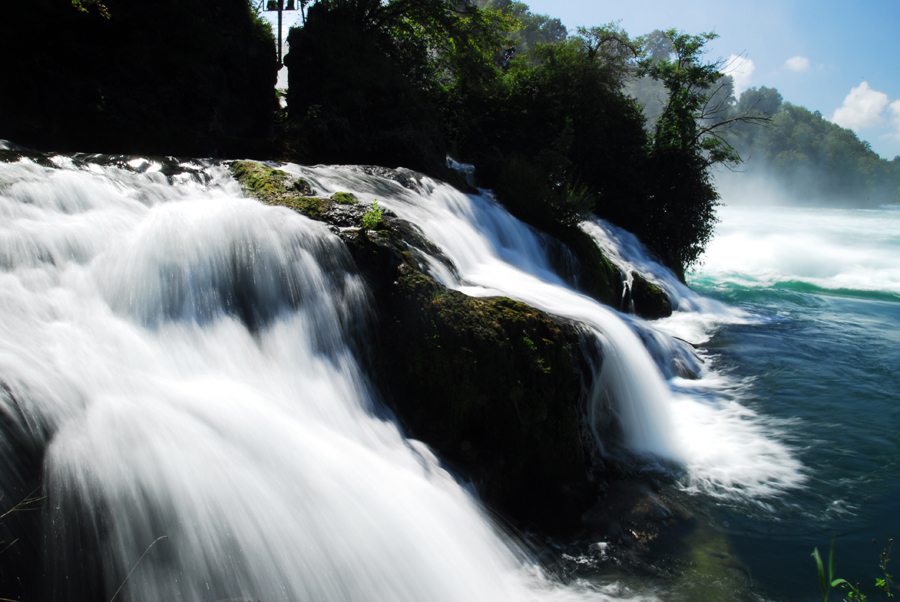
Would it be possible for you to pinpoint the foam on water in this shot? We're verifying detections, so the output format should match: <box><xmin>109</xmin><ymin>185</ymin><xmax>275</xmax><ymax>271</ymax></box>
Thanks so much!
<box><xmin>699</xmin><ymin>205</ymin><xmax>900</xmax><ymax>296</ymax></box>
<box><xmin>293</xmin><ymin>165</ymin><xmax>806</xmax><ymax>498</ymax></box>
<box><xmin>1</xmin><ymin>158</ymin><xmax>635</xmax><ymax>602</ymax></box>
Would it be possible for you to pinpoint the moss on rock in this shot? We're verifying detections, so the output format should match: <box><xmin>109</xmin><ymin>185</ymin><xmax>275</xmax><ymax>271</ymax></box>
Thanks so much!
<box><xmin>230</xmin><ymin>160</ymin><xmax>355</xmax><ymax>225</ymax></box>
<box><xmin>555</xmin><ymin>226</ymin><xmax>618</xmax><ymax>307</ymax></box>
<box><xmin>338</xmin><ymin>226</ymin><xmax>598</xmax><ymax>533</ymax></box>
<box><xmin>629</xmin><ymin>272</ymin><xmax>673</xmax><ymax>320</ymax></box>
<box><xmin>232</xmin><ymin>159</ymin><xmax>601</xmax><ymax>533</ymax></box>
<box><xmin>384</xmin><ymin>268</ymin><xmax>596</xmax><ymax>531</ymax></box>
<box><xmin>330</xmin><ymin>191</ymin><xmax>358</xmax><ymax>205</ymax></box>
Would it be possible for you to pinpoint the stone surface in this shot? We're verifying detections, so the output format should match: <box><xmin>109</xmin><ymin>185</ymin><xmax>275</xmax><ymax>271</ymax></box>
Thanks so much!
<box><xmin>628</xmin><ymin>272</ymin><xmax>673</xmax><ymax>320</ymax></box>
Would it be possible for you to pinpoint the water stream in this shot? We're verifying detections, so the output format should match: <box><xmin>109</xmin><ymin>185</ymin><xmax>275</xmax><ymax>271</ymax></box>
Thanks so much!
<box><xmin>4</xmin><ymin>153</ymin><xmax>884</xmax><ymax>602</ymax></box>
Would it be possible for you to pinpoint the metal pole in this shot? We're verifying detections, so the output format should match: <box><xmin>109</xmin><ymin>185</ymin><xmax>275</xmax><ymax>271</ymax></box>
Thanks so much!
<box><xmin>277</xmin><ymin>1</ymin><xmax>283</xmax><ymax>66</ymax></box>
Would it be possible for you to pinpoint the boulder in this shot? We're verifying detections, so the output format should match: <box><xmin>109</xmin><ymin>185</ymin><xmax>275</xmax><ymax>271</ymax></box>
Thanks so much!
<box><xmin>628</xmin><ymin>272</ymin><xmax>673</xmax><ymax>320</ymax></box>
<box><xmin>231</xmin><ymin>160</ymin><xmax>603</xmax><ymax>533</ymax></box>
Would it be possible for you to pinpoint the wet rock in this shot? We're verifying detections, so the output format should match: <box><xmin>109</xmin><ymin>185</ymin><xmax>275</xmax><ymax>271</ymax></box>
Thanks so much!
<box><xmin>582</xmin><ymin>478</ymin><xmax>692</xmax><ymax>556</ymax></box>
<box><xmin>232</xmin><ymin>159</ymin><xmax>605</xmax><ymax>534</ymax></box>
<box><xmin>365</xmin><ymin>253</ymin><xmax>599</xmax><ymax>533</ymax></box>
<box><xmin>330</xmin><ymin>191</ymin><xmax>358</xmax><ymax>205</ymax></box>
<box><xmin>629</xmin><ymin>272</ymin><xmax>673</xmax><ymax>320</ymax></box>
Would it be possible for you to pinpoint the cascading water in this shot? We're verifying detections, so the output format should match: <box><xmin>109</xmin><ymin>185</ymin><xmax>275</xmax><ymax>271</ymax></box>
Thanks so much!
<box><xmin>294</xmin><ymin>164</ymin><xmax>805</xmax><ymax>498</ymax></box>
<box><xmin>0</xmin><ymin>156</ymin><xmax>633</xmax><ymax>602</ymax></box>
<box><xmin>1</xmin><ymin>151</ymin><xmax>808</xmax><ymax>601</ymax></box>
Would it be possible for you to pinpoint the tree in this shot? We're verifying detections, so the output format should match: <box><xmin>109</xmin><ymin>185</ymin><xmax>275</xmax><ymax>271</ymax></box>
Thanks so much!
<box><xmin>283</xmin><ymin>0</ymin><xmax>515</xmax><ymax>173</ymax></box>
<box><xmin>574</xmin><ymin>22</ymin><xmax>641</xmax><ymax>83</ymax></box>
<box><xmin>473</xmin><ymin>0</ymin><xmax>567</xmax><ymax>55</ymax></box>
<box><xmin>636</xmin><ymin>30</ymin><xmax>736</xmax><ymax>273</ymax></box>
<box><xmin>71</xmin><ymin>0</ymin><xmax>110</xmax><ymax>18</ymax></box>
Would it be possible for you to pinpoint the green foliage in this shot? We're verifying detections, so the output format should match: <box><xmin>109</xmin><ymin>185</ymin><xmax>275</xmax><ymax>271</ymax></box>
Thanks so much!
<box><xmin>362</xmin><ymin>200</ymin><xmax>383</xmax><ymax>230</ymax></box>
<box><xmin>722</xmin><ymin>89</ymin><xmax>900</xmax><ymax>206</ymax></box>
<box><xmin>638</xmin><ymin>30</ymin><xmax>737</xmax><ymax>166</ymax></box>
<box><xmin>473</xmin><ymin>0</ymin><xmax>567</xmax><ymax>56</ymax></box>
<box><xmin>453</xmin><ymin>32</ymin><xmax>647</xmax><ymax>235</ymax></box>
<box><xmin>634</xmin><ymin>29</ymin><xmax>734</xmax><ymax>272</ymax></box>
<box><xmin>4</xmin><ymin>0</ymin><xmax>278</xmax><ymax>157</ymax></box>
<box><xmin>71</xmin><ymin>0</ymin><xmax>110</xmax><ymax>18</ymax></box>
<box><xmin>574</xmin><ymin>22</ymin><xmax>641</xmax><ymax>82</ymax></box>
<box><xmin>813</xmin><ymin>537</ymin><xmax>899</xmax><ymax>601</ymax></box>
<box><xmin>813</xmin><ymin>535</ymin><xmax>851</xmax><ymax>602</ymax></box>
<box><xmin>284</xmin><ymin>2</ymin><xmax>732</xmax><ymax>274</ymax></box>
<box><xmin>284</xmin><ymin>0</ymin><xmax>515</xmax><ymax>172</ymax></box>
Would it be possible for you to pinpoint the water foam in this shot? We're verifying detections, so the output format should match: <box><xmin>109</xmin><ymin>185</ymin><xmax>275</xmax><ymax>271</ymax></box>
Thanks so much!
<box><xmin>1</xmin><ymin>158</ymin><xmax>632</xmax><ymax>602</ymax></box>
<box><xmin>294</xmin><ymin>165</ymin><xmax>806</xmax><ymax>497</ymax></box>
<box><xmin>699</xmin><ymin>205</ymin><xmax>900</xmax><ymax>296</ymax></box>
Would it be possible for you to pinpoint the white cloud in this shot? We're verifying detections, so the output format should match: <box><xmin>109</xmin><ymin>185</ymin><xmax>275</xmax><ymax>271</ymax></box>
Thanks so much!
<box><xmin>723</xmin><ymin>54</ymin><xmax>755</xmax><ymax>97</ymax></box>
<box><xmin>832</xmin><ymin>81</ymin><xmax>889</xmax><ymax>131</ymax></box>
<box><xmin>784</xmin><ymin>56</ymin><xmax>811</xmax><ymax>72</ymax></box>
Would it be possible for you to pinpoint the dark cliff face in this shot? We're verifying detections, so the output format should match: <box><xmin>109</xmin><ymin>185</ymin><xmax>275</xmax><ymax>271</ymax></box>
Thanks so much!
<box><xmin>230</xmin><ymin>160</ymin><xmax>605</xmax><ymax>533</ymax></box>
<box><xmin>0</xmin><ymin>0</ymin><xmax>278</xmax><ymax>157</ymax></box>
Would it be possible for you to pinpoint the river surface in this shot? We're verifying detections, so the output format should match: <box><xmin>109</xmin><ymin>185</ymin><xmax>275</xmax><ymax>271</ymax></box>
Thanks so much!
<box><xmin>688</xmin><ymin>203</ymin><xmax>900</xmax><ymax>601</ymax></box>
<box><xmin>1</xmin><ymin>150</ymin><xmax>898</xmax><ymax>601</ymax></box>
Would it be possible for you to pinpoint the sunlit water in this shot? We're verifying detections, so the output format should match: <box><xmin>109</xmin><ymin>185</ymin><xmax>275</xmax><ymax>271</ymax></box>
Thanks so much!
<box><xmin>2</xmin><ymin>151</ymin><xmax>893</xmax><ymax>602</ymax></box>
<box><xmin>687</xmin><ymin>204</ymin><xmax>900</xmax><ymax>601</ymax></box>
<box><xmin>0</xmin><ymin>156</ymin><xmax>628</xmax><ymax>602</ymax></box>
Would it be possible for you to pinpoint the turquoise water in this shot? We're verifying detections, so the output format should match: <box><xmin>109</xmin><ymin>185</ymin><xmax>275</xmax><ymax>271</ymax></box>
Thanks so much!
<box><xmin>691</xmin><ymin>205</ymin><xmax>900</xmax><ymax>600</ymax></box>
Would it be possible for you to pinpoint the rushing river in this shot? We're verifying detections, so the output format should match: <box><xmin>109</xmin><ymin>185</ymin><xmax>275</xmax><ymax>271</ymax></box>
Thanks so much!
<box><xmin>0</xmin><ymin>149</ymin><xmax>897</xmax><ymax>602</ymax></box>
<box><xmin>690</xmin><ymin>204</ymin><xmax>900</xmax><ymax>601</ymax></box>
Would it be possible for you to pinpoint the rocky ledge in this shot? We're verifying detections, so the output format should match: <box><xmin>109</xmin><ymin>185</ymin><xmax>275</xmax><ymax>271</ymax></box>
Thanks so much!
<box><xmin>229</xmin><ymin>160</ymin><xmax>684</xmax><ymax>535</ymax></box>
<box><xmin>230</xmin><ymin>160</ymin><xmax>608</xmax><ymax>532</ymax></box>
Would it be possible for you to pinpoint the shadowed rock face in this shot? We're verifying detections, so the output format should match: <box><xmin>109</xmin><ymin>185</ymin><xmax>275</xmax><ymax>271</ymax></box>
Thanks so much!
<box><xmin>231</xmin><ymin>160</ymin><xmax>604</xmax><ymax>533</ymax></box>
<box><xmin>628</xmin><ymin>272</ymin><xmax>673</xmax><ymax>320</ymax></box>
<box><xmin>0</xmin><ymin>0</ymin><xmax>278</xmax><ymax>157</ymax></box>
<box><xmin>358</xmin><ymin>249</ymin><xmax>600</xmax><ymax>533</ymax></box>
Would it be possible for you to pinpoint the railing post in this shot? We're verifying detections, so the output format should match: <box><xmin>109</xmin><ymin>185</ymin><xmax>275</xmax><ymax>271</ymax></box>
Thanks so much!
<box><xmin>277</xmin><ymin>0</ymin><xmax>283</xmax><ymax>66</ymax></box>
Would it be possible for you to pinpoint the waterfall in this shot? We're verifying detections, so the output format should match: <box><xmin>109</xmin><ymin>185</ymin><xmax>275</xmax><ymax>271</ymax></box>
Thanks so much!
<box><xmin>0</xmin><ymin>152</ymin><xmax>807</xmax><ymax>601</ymax></box>
<box><xmin>291</xmin><ymin>164</ymin><xmax>806</xmax><ymax>497</ymax></box>
<box><xmin>0</xmin><ymin>157</ymin><xmax>628</xmax><ymax>602</ymax></box>
<box><xmin>292</xmin><ymin>165</ymin><xmax>683</xmax><ymax>462</ymax></box>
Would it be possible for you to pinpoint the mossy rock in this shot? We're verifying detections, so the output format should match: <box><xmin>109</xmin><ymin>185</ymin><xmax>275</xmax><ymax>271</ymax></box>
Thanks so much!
<box><xmin>231</xmin><ymin>160</ymin><xmax>311</xmax><ymax>200</ymax></box>
<box><xmin>338</xmin><ymin>227</ymin><xmax>599</xmax><ymax>533</ymax></box>
<box><xmin>629</xmin><ymin>272</ymin><xmax>673</xmax><ymax>320</ymax></box>
<box><xmin>553</xmin><ymin>226</ymin><xmax>618</xmax><ymax>307</ymax></box>
<box><xmin>233</xmin><ymin>159</ymin><xmax>602</xmax><ymax>533</ymax></box>
<box><xmin>230</xmin><ymin>160</ymin><xmax>368</xmax><ymax>226</ymax></box>
<box><xmin>330</xmin><ymin>191</ymin><xmax>358</xmax><ymax>205</ymax></box>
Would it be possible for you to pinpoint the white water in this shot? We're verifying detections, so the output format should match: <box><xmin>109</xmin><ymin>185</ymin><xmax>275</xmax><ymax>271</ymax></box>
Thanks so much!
<box><xmin>0</xmin><ymin>154</ymin><xmax>810</xmax><ymax>601</ymax></box>
<box><xmin>289</xmin><ymin>165</ymin><xmax>806</xmax><ymax>499</ymax></box>
<box><xmin>700</xmin><ymin>204</ymin><xmax>900</xmax><ymax>295</ymax></box>
<box><xmin>0</xmin><ymin>157</ymin><xmax>636</xmax><ymax>602</ymax></box>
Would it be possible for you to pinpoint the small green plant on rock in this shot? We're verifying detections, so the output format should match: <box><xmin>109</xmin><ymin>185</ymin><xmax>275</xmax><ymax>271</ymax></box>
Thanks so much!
<box><xmin>362</xmin><ymin>200</ymin><xmax>383</xmax><ymax>230</ymax></box>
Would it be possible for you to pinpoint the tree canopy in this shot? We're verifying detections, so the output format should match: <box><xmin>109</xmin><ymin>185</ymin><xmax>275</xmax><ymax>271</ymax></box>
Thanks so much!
<box><xmin>283</xmin><ymin>3</ymin><xmax>751</xmax><ymax>275</ymax></box>
<box><xmin>720</xmin><ymin>88</ymin><xmax>900</xmax><ymax>205</ymax></box>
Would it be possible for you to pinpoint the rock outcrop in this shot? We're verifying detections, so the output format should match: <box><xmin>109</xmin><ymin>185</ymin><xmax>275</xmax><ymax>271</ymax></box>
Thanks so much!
<box><xmin>230</xmin><ymin>160</ymin><xmax>604</xmax><ymax>532</ymax></box>
<box><xmin>628</xmin><ymin>272</ymin><xmax>673</xmax><ymax>320</ymax></box>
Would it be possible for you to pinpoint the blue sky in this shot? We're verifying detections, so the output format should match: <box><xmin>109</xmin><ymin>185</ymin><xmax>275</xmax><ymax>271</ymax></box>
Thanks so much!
<box><xmin>522</xmin><ymin>0</ymin><xmax>900</xmax><ymax>159</ymax></box>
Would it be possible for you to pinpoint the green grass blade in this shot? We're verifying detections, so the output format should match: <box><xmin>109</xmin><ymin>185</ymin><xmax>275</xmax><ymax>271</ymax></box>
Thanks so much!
<box><xmin>813</xmin><ymin>547</ymin><xmax>828</xmax><ymax>601</ymax></box>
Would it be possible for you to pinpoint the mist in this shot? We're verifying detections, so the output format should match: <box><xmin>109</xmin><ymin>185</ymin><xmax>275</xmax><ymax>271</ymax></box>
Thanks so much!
<box><xmin>713</xmin><ymin>163</ymin><xmax>893</xmax><ymax>209</ymax></box>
